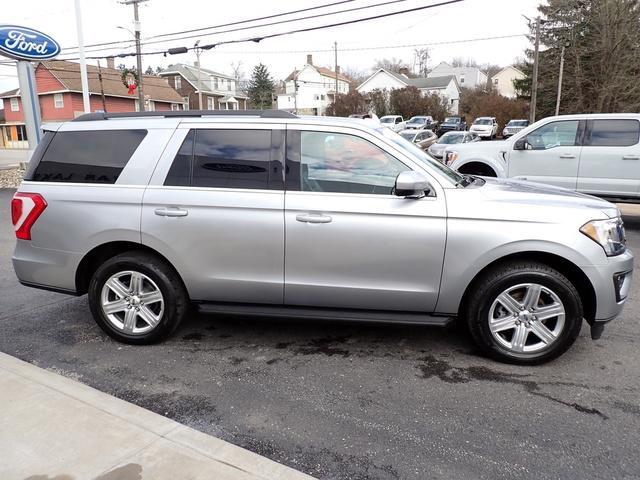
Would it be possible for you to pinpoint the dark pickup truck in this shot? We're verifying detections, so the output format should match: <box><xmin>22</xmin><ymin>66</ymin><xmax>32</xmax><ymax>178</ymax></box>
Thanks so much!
<box><xmin>438</xmin><ymin>115</ymin><xmax>467</xmax><ymax>134</ymax></box>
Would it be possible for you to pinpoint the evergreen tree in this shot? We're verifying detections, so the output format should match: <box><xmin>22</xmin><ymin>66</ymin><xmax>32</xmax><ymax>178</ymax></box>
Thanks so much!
<box><xmin>247</xmin><ymin>63</ymin><xmax>275</xmax><ymax>110</ymax></box>
<box><xmin>517</xmin><ymin>0</ymin><xmax>640</xmax><ymax>119</ymax></box>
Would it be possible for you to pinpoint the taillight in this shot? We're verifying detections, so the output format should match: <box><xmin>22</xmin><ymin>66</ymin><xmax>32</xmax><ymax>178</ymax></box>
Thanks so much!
<box><xmin>11</xmin><ymin>192</ymin><xmax>47</xmax><ymax>240</ymax></box>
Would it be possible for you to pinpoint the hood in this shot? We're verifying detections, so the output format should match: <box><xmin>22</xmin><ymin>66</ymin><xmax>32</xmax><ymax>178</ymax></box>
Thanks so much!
<box><xmin>476</xmin><ymin>177</ymin><xmax>619</xmax><ymax>220</ymax></box>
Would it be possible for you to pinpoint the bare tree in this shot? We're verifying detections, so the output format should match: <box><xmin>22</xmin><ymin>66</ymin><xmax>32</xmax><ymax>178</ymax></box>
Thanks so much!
<box><xmin>413</xmin><ymin>48</ymin><xmax>430</xmax><ymax>77</ymax></box>
<box><xmin>373</xmin><ymin>57</ymin><xmax>411</xmax><ymax>74</ymax></box>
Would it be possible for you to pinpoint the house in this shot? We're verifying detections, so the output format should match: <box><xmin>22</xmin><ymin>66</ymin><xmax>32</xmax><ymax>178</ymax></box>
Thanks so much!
<box><xmin>427</xmin><ymin>62</ymin><xmax>487</xmax><ymax>90</ymax></box>
<box><xmin>277</xmin><ymin>54</ymin><xmax>350</xmax><ymax>115</ymax></box>
<box><xmin>0</xmin><ymin>59</ymin><xmax>184</xmax><ymax>149</ymax></box>
<box><xmin>160</xmin><ymin>63</ymin><xmax>248</xmax><ymax>111</ymax></box>
<box><xmin>356</xmin><ymin>68</ymin><xmax>461</xmax><ymax>114</ymax></box>
<box><xmin>490</xmin><ymin>66</ymin><xmax>525</xmax><ymax>99</ymax></box>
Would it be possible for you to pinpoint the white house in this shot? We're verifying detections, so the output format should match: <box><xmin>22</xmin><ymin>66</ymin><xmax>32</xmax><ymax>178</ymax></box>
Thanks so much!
<box><xmin>277</xmin><ymin>55</ymin><xmax>350</xmax><ymax>115</ymax></box>
<box><xmin>356</xmin><ymin>68</ymin><xmax>461</xmax><ymax>114</ymax></box>
<box><xmin>490</xmin><ymin>66</ymin><xmax>525</xmax><ymax>99</ymax></box>
<box><xmin>428</xmin><ymin>62</ymin><xmax>487</xmax><ymax>90</ymax></box>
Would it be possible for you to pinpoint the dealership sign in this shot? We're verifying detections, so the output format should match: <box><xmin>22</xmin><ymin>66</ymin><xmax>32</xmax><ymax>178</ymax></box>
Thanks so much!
<box><xmin>0</xmin><ymin>25</ymin><xmax>60</xmax><ymax>61</ymax></box>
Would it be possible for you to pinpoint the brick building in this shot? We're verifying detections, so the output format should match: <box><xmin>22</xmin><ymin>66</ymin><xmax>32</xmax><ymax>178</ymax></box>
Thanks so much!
<box><xmin>0</xmin><ymin>60</ymin><xmax>184</xmax><ymax>149</ymax></box>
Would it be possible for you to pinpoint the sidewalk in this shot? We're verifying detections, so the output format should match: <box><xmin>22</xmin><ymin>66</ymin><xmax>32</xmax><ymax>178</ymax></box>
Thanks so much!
<box><xmin>0</xmin><ymin>149</ymin><xmax>30</xmax><ymax>170</ymax></box>
<box><xmin>0</xmin><ymin>352</ymin><xmax>315</xmax><ymax>480</ymax></box>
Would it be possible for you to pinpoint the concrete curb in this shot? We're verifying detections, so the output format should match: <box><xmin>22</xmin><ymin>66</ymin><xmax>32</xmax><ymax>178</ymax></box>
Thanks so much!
<box><xmin>0</xmin><ymin>352</ymin><xmax>315</xmax><ymax>480</ymax></box>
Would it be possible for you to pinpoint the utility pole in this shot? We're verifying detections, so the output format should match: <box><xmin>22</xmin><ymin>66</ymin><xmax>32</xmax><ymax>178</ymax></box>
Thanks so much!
<box><xmin>530</xmin><ymin>16</ymin><xmax>541</xmax><ymax>123</ymax></box>
<box><xmin>74</xmin><ymin>0</ymin><xmax>91</xmax><ymax>113</ymax></box>
<box><xmin>555</xmin><ymin>43</ymin><xmax>567</xmax><ymax>116</ymax></box>
<box><xmin>97</xmin><ymin>61</ymin><xmax>107</xmax><ymax>112</ymax></box>
<box><xmin>334</xmin><ymin>41</ymin><xmax>338</xmax><ymax>101</ymax></box>
<box><xmin>194</xmin><ymin>41</ymin><xmax>203</xmax><ymax>109</ymax></box>
<box><xmin>122</xmin><ymin>0</ymin><xmax>147</xmax><ymax>111</ymax></box>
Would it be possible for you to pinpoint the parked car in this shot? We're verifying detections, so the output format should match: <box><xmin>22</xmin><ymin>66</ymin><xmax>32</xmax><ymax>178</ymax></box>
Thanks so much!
<box><xmin>379</xmin><ymin>115</ymin><xmax>406</xmax><ymax>132</ymax></box>
<box><xmin>406</xmin><ymin>116</ymin><xmax>438</xmax><ymax>131</ymax></box>
<box><xmin>399</xmin><ymin>129</ymin><xmax>438</xmax><ymax>150</ymax></box>
<box><xmin>12</xmin><ymin>110</ymin><xmax>633</xmax><ymax>364</ymax></box>
<box><xmin>444</xmin><ymin>113</ymin><xmax>640</xmax><ymax>201</ymax></box>
<box><xmin>469</xmin><ymin>117</ymin><xmax>498</xmax><ymax>139</ymax></box>
<box><xmin>428</xmin><ymin>131</ymin><xmax>480</xmax><ymax>160</ymax></box>
<box><xmin>438</xmin><ymin>115</ymin><xmax>466</xmax><ymax>134</ymax></box>
<box><xmin>502</xmin><ymin>119</ymin><xmax>529</xmax><ymax>138</ymax></box>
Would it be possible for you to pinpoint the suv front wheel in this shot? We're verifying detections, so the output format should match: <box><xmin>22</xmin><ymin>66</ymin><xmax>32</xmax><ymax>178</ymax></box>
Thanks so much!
<box><xmin>88</xmin><ymin>252</ymin><xmax>188</xmax><ymax>344</ymax></box>
<box><xmin>465</xmin><ymin>261</ymin><xmax>583</xmax><ymax>364</ymax></box>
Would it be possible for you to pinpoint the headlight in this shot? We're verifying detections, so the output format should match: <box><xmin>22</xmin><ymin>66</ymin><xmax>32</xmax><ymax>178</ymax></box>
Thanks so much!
<box><xmin>445</xmin><ymin>151</ymin><xmax>459</xmax><ymax>165</ymax></box>
<box><xmin>580</xmin><ymin>217</ymin><xmax>626</xmax><ymax>256</ymax></box>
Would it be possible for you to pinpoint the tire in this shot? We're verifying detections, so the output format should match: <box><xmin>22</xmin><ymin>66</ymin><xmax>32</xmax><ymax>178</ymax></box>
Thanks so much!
<box><xmin>88</xmin><ymin>251</ymin><xmax>188</xmax><ymax>344</ymax></box>
<box><xmin>464</xmin><ymin>261</ymin><xmax>583</xmax><ymax>365</ymax></box>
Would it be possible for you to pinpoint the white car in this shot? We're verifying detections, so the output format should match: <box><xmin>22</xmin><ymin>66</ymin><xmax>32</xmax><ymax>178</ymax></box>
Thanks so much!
<box><xmin>469</xmin><ymin>117</ymin><xmax>498</xmax><ymax>139</ymax></box>
<box><xmin>380</xmin><ymin>115</ymin><xmax>406</xmax><ymax>132</ymax></box>
<box><xmin>444</xmin><ymin>113</ymin><xmax>640</xmax><ymax>201</ymax></box>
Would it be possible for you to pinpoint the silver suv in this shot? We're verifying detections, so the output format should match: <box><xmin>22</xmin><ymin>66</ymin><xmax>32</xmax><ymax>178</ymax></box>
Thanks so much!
<box><xmin>11</xmin><ymin>110</ymin><xmax>634</xmax><ymax>364</ymax></box>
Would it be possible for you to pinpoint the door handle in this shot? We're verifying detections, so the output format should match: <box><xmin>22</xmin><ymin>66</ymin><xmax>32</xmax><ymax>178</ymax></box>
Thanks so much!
<box><xmin>623</xmin><ymin>155</ymin><xmax>640</xmax><ymax>160</ymax></box>
<box><xmin>154</xmin><ymin>207</ymin><xmax>188</xmax><ymax>217</ymax></box>
<box><xmin>559</xmin><ymin>154</ymin><xmax>575</xmax><ymax>159</ymax></box>
<box><xmin>296</xmin><ymin>213</ymin><xmax>332</xmax><ymax>224</ymax></box>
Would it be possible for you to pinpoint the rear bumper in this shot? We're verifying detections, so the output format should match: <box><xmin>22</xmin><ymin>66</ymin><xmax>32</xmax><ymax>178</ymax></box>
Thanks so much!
<box><xmin>12</xmin><ymin>241</ymin><xmax>81</xmax><ymax>294</ymax></box>
<box><xmin>582</xmin><ymin>249</ymin><xmax>634</xmax><ymax>323</ymax></box>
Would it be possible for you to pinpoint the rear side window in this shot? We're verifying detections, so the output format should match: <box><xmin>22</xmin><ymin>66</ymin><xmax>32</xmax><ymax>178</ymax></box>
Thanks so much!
<box><xmin>27</xmin><ymin>130</ymin><xmax>147</xmax><ymax>183</ymax></box>
<box><xmin>165</xmin><ymin>129</ymin><xmax>277</xmax><ymax>190</ymax></box>
<box><xmin>586</xmin><ymin>119</ymin><xmax>640</xmax><ymax>147</ymax></box>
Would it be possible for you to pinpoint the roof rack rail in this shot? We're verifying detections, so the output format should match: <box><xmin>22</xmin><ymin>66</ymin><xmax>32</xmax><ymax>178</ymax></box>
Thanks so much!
<box><xmin>72</xmin><ymin>109</ymin><xmax>298</xmax><ymax>122</ymax></box>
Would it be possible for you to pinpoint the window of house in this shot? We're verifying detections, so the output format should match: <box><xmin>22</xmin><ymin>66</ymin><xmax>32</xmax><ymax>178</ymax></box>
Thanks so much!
<box><xmin>493</xmin><ymin>78</ymin><xmax>499</xmax><ymax>85</ymax></box>
<box><xmin>175</xmin><ymin>76</ymin><xmax>181</xmax><ymax>89</ymax></box>
<box><xmin>321</xmin><ymin>94</ymin><xmax>325</xmax><ymax>100</ymax></box>
<box><xmin>214</xmin><ymin>77</ymin><xmax>219</xmax><ymax>89</ymax></box>
<box><xmin>28</xmin><ymin>130</ymin><xmax>147</xmax><ymax>183</ymax></box>
<box><xmin>16</xmin><ymin>125</ymin><xmax>27</xmax><ymax>141</ymax></box>
<box><xmin>460</xmin><ymin>76</ymin><xmax>465</xmax><ymax>84</ymax></box>
<box><xmin>165</xmin><ymin>129</ymin><xmax>272</xmax><ymax>189</ymax></box>
<box><xmin>227</xmin><ymin>81</ymin><xmax>232</xmax><ymax>91</ymax></box>
<box><xmin>207</xmin><ymin>97</ymin><xmax>214</xmax><ymax>110</ymax></box>
<box><xmin>289</xmin><ymin>131</ymin><xmax>409</xmax><ymax>195</ymax></box>
<box><xmin>586</xmin><ymin>119</ymin><xmax>640</xmax><ymax>147</ymax></box>
<box><xmin>10</xmin><ymin>97</ymin><xmax>19</xmax><ymax>112</ymax></box>
<box><xmin>53</xmin><ymin>93</ymin><xmax>64</xmax><ymax>109</ymax></box>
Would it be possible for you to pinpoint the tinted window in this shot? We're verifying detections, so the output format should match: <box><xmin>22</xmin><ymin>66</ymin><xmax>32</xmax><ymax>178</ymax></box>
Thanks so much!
<box><xmin>587</xmin><ymin>120</ymin><xmax>640</xmax><ymax>147</ymax></box>
<box><xmin>297</xmin><ymin>131</ymin><xmax>408</xmax><ymax>195</ymax></box>
<box><xmin>164</xmin><ymin>130</ymin><xmax>194</xmax><ymax>186</ymax></box>
<box><xmin>30</xmin><ymin>130</ymin><xmax>146</xmax><ymax>183</ymax></box>
<box><xmin>526</xmin><ymin>120</ymin><xmax>579</xmax><ymax>150</ymax></box>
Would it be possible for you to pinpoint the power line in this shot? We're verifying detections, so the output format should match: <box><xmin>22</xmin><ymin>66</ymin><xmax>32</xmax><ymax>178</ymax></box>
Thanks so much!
<box><xmin>60</xmin><ymin>0</ymin><xmax>466</xmax><ymax>62</ymax></box>
<box><xmin>60</xmin><ymin>0</ymin><xmax>358</xmax><ymax>54</ymax></box>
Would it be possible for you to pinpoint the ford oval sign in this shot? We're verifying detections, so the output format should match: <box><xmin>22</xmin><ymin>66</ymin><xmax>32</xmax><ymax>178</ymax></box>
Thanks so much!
<box><xmin>0</xmin><ymin>26</ymin><xmax>60</xmax><ymax>61</ymax></box>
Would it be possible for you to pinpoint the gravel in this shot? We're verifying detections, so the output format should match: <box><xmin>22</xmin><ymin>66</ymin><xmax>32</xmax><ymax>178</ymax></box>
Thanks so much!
<box><xmin>0</xmin><ymin>168</ymin><xmax>24</xmax><ymax>188</ymax></box>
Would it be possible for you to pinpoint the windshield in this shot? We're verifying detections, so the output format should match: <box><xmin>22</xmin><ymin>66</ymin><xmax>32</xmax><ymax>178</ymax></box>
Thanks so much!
<box><xmin>438</xmin><ymin>133</ymin><xmax>464</xmax><ymax>144</ymax></box>
<box><xmin>408</xmin><ymin>117</ymin><xmax>426</xmax><ymax>123</ymax></box>
<box><xmin>474</xmin><ymin>119</ymin><xmax>492</xmax><ymax>125</ymax></box>
<box><xmin>380</xmin><ymin>128</ymin><xmax>463</xmax><ymax>185</ymax></box>
<box><xmin>507</xmin><ymin>120</ymin><xmax>528</xmax><ymax>127</ymax></box>
<box><xmin>444</xmin><ymin>117</ymin><xmax>460</xmax><ymax>124</ymax></box>
<box><xmin>380</xmin><ymin>117</ymin><xmax>394</xmax><ymax>123</ymax></box>
<box><xmin>400</xmin><ymin>132</ymin><xmax>416</xmax><ymax>141</ymax></box>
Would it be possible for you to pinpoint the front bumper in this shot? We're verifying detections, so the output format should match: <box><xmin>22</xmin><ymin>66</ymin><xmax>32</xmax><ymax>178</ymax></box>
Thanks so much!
<box><xmin>582</xmin><ymin>249</ymin><xmax>634</xmax><ymax>324</ymax></box>
<box><xmin>470</xmin><ymin>130</ymin><xmax>492</xmax><ymax>138</ymax></box>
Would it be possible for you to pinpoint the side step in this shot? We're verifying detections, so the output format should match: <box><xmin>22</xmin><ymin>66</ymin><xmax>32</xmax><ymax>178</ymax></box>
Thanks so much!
<box><xmin>195</xmin><ymin>302</ymin><xmax>453</xmax><ymax>327</ymax></box>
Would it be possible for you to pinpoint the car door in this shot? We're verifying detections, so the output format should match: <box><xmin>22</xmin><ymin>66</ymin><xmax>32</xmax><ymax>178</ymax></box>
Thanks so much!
<box><xmin>142</xmin><ymin>124</ymin><xmax>285</xmax><ymax>304</ymax></box>
<box><xmin>577</xmin><ymin>118</ymin><xmax>640</xmax><ymax>198</ymax></box>
<box><xmin>283</xmin><ymin>124</ymin><xmax>447</xmax><ymax>312</ymax></box>
<box><xmin>507</xmin><ymin>119</ymin><xmax>583</xmax><ymax>190</ymax></box>
<box><xmin>416</xmin><ymin>131</ymin><xmax>429</xmax><ymax>150</ymax></box>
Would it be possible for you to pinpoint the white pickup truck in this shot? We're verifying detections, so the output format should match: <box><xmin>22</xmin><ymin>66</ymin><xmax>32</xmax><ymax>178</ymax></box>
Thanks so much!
<box><xmin>379</xmin><ymin>115</ymin><xmax>406</xmax><ymax>132</ymax></box>
<box><xmin>445</xmin><ymin>113</ymin><xmax>640</xmax><ymax>201</ymax></box>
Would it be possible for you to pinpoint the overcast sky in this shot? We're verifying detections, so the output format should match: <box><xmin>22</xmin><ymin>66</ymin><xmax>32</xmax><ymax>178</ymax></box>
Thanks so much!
<box><xmin>0</xmin><ymin>0</ymin><xmax>541</xmax><ymax>93</ymax></box>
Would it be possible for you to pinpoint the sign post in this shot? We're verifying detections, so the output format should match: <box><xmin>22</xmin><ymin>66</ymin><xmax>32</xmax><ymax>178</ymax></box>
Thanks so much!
<box><xmin>0</xmin><ymin>25</ymin><xmax>60</xmax><ymax>153</ymax></box>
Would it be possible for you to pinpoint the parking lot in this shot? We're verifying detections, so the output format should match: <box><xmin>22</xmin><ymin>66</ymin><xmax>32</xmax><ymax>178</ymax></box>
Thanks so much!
<box><xmin>1</xmin><ymin>188</ymin><xmax>639</xmax><ymax>480</ymax></box>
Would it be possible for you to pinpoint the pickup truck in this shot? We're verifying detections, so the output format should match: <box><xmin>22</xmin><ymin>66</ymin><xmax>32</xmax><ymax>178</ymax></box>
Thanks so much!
<box><xmin>379</xmin><ymin>115</ymin><xmax>406</xmax><ymax>132</ymax></box>
<box><xmin>438</xmin><ymin>115</ymin><xmax>467</xmax><ymax>135</ymax></box>
<box><xmin>444</xmin><ymin>113</ymin><xmax>640</xmax><ymax>201</ymax></box>
<box><xmin>406</xmin><ymin>116</ymin><xmax>439</xmax><ymax>131</ymax></box>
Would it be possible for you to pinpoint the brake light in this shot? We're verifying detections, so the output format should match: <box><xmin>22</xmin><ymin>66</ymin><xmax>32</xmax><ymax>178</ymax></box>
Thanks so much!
<box><xmin>11</xmin><ymin>192</ymin><xmax>47</xmax><ymax>240</ymax></box>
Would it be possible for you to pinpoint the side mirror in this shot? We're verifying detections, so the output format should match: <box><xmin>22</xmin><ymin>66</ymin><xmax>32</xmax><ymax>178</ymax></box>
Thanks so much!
<box><xmin>513</xmin><ymin>137</ymin><xmax>529</xmax><ymax>150</ymax></box>
<box><xmin>395</xmin><ymin>171</ymin><xmax>432</xmax><ymax>198</ymax></box>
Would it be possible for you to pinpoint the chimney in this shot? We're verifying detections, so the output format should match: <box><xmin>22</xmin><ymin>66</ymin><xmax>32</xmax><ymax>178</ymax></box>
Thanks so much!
<box><xmin>399</xmin><ymin>67</ymin><xmax>410</xmax><ymax>77</ymax></box>
<box><xmin>306</xmin><ymin>54</ymin><xmax>313</xmax><ymax>65</ymax></box>
<box><xmin>106</xmin><ymin>56</ymin><xmax>115</xmax><ymax>70</ymax></box>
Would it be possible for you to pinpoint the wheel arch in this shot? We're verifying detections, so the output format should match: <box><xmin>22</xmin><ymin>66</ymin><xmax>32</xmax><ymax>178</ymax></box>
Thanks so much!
<box><xmin>75</xmin><ymin>241</ymin><xmax>188</xmax><ymax>297</ymax></box>
<box><xmin>452</xmin><ymin>156</ymin><xmax>506</xmax><ymax>178</ymax></box>
<box><xmin>457</xmin><ymin>251</ymin><xmax>597</xmax><ymax>324</ymax></box>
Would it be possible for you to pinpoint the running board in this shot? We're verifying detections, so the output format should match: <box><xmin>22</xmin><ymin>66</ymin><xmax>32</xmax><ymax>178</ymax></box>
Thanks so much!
<box><xmin>195</xmin><ymin>302</ymin><xmax>453</xmax><ymax>326</ymax></box>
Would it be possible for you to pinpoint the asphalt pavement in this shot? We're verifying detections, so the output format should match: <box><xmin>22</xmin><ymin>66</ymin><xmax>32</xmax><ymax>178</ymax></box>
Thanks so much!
<box><xmin>1</xmin><ymin>188</ymin><xmax>639</xmax><ymax>480</ymax></box>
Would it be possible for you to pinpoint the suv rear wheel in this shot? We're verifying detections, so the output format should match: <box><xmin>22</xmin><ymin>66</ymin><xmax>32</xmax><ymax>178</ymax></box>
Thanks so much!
<box><xmin>465</xmin><ymin>261</ymin><xmax>583</xmax><ymax>364</ymax></box>
<box><xmin>88</xmin><ymin>252</ymin><xmax>188</xmax><ymax>344</ymax></box>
